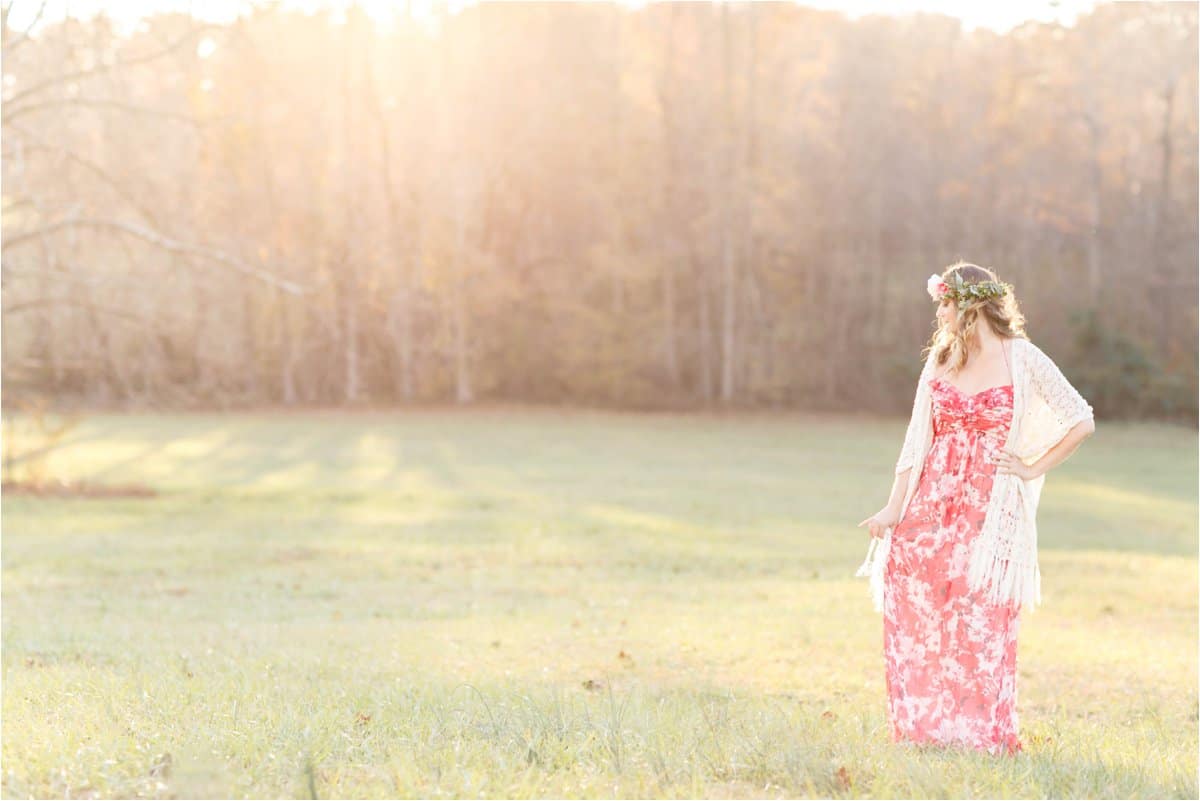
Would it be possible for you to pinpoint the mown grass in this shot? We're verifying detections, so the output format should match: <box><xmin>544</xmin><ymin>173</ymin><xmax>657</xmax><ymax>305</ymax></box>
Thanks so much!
<box><xmin>2</xmin><ymin>409</ymin><xmax>1196</xmax><ymax>798</ymax></box>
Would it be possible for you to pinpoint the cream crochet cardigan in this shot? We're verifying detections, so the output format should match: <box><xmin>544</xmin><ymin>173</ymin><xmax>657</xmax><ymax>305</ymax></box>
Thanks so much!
<box><xmin>855</xmin><ymin>336</ymin><xmax>1095</xmax><ymax>614</ymax></box>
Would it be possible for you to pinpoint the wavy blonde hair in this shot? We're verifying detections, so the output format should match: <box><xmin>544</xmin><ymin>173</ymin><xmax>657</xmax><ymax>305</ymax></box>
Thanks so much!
<box><xmin>923</xmin><ymin>260</ymin><xmax>1028</xmax><ymax>374</ymax></box>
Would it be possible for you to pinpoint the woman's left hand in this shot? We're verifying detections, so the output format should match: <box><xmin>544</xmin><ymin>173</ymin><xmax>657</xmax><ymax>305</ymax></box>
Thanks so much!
<box><xmin>995</xmin><ymin>449</ymin><xmax>1037</xmax><ymax>480</ymax></box>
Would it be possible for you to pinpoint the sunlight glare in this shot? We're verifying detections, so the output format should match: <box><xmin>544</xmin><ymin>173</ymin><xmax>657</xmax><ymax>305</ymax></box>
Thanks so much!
<box><xmin>4</xmin><ymin>0</ymin><xmax>1097</xmax><ymax>38</ymax></box>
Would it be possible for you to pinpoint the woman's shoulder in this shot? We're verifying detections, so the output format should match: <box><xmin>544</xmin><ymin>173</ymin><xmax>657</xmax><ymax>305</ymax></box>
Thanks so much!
<box><xmin>1013</xmin><ymin>336</ymin><xmax>1051</xmax><ymax>365</ymax></box>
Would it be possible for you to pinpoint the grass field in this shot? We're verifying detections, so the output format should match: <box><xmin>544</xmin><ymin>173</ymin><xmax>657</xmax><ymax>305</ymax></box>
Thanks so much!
<box><xmin>2</xmin><ymin>408</ymin><xmax>1196</xmax><ymax>798</ymax></box>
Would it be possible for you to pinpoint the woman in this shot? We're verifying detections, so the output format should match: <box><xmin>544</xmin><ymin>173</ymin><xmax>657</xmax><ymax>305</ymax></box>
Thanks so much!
<box><xmin>855</xmin><ymin>261</ymin><xmax>1096</xmax><ymax>756</ymax></box>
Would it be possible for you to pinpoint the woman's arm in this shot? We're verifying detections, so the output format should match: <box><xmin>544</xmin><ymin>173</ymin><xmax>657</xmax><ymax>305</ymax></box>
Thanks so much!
<box><xmin>885</xmin><ymin>467</ymin><xmax>912</xmax><ymax>515</ymax></box>
<box><xmin>895</xmin><ymin>352</ymin><xmax>936</xmax><ymax>474</ymax></box>
<box><xmin>862</xmin><ymin>352</ymin><xmax>932</xmax><ymax>538</ymax></box>
<box><xmin>1026</xmin><ymin>417</ymin><xmax>1095</xmax><ymax>478</ymax></box>
<box><xmin>997</xmin><ymin>341</ymin><xmax>1096</xmax><ymax>480</ymax></box>
<box><xmin>861</xmin><ymin>465</ymin><xmax>913</xmax><ymax>539</ymax></box>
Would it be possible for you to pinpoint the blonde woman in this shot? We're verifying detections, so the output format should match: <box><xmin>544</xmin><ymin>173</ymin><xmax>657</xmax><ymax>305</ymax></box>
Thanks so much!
<box><xmin>856</xmin><ymin>261</ymin><xmax>1096</xmax><ymax>756</ymax></box>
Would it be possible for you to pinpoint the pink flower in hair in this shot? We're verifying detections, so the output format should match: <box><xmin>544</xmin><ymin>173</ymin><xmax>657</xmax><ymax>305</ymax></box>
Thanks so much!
<box><xmin>927</xmin><ymin>273</ymin><xmax>949</xmax><ymax>301</ymax></box>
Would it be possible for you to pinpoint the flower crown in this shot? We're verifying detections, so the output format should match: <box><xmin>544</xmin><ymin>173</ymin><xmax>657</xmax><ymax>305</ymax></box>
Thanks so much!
<box><xmin>927</xmin><ymin>272</ymin><xmax>1010</xmax><ymax>310</ymax></box>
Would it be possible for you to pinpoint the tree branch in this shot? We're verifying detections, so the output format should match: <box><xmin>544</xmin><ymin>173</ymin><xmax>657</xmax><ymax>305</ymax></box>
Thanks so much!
<box><xmin>2</xmin><ymin>217</ymin><xmax>310</xmax><ymax>294</ymax></box>
<box><xmin>3</xmin><ymin>21</ymin><xmax>227</xmax><ymax>111</ymax></box>
<box><xmin>3</xmin><ymin>128</ymin><xmax>168</xmax><ymax>228</ymax></box>
<box><xmin>1</xmin><ymin>0</ymin><xmax>49</xmax><ymax>53</ymax></box>
<box><xmin>4</xmin><ymin>96</ymin><xmax>226</xmax><ymax>127</ymax></box>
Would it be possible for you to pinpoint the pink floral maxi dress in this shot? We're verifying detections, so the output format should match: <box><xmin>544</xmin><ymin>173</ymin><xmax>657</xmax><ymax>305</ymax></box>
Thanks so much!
<box><xmin>883</xmin><ymin>374</ymin><xmax>1024</xmax><ymax>756</ymax></box>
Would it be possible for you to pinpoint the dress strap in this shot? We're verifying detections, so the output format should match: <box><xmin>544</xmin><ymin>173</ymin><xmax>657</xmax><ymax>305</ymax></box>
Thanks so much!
<box><xmin>1002</xmin><ymin>338</ymin><xmax>1012</xmax><ymax>380</ymax></box>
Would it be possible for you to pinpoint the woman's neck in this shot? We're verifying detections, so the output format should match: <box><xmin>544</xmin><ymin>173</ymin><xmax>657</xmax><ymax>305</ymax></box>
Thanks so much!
<box><xmin>967</xmin><ymin>328</ymin><xmax>1003</xmax><ymax>355</ymax></box>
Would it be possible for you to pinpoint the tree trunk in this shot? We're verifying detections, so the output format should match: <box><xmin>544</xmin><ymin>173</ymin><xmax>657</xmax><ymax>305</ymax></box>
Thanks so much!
<box><xmin>719</xmin><ymin>0</ymin><xmax>736</xmax><ymax>404</ymax></box>
<box><xmin>1154</xmin><ymin>78</ymin><xmax>1176</xmax><ymax>354</ymax></box>
<box><xmin>452</xmin><ymin>176</ymin><xmax>473</xmax><ymax>404</ymax></box>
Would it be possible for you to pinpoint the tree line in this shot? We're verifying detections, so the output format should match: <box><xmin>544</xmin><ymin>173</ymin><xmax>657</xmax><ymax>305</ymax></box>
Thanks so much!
<box><xmin>2</xmin><ymin>1</ymin><xmax>1196</xmax><ymax>420</ymax></box>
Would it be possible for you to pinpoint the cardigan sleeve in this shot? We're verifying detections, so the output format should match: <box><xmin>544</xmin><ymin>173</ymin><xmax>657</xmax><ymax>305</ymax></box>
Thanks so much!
<box><xmin>895</xmin><ymin>353</ymin><xmax>935</xmax><ymax>475</ymax></box>
<box><xmin>1027</xmin><ymin>341</ymin><xmax>1095</xmax><ymax>433</ymax></box>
